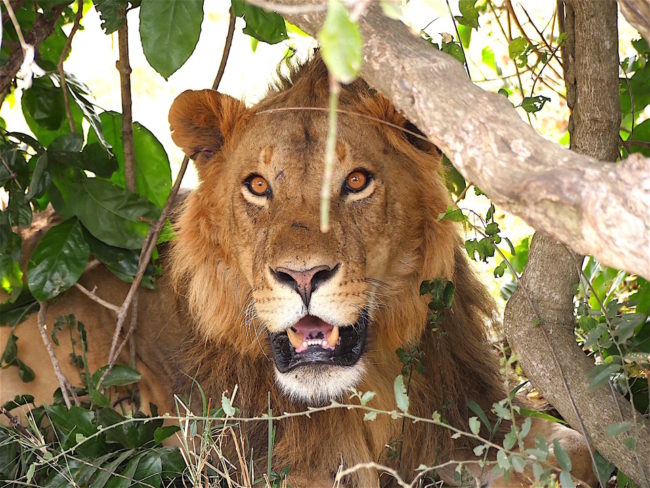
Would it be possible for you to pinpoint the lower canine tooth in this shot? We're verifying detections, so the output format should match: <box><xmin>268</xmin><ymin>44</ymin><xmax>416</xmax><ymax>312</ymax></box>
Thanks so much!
<box><xmin>327</xmin><ymin>326</ymin><xmax>339</xmax><ymax>348</ymax></box>
<box><xmin>287</xmin><ymin>328</ymin><xmax>303</xmax><ymax>349</ymax></box>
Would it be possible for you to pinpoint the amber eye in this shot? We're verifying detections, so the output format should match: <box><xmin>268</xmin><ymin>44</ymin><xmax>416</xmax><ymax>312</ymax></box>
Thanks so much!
<box><xmin>344</xmin><ymin>170</ymin><xmax>371</xmax><ymax>193</ymax></box>
<box><xmin>245</xmin><ymin>174</ymin><xmax>270</xmax><ymax>197</ymax></box>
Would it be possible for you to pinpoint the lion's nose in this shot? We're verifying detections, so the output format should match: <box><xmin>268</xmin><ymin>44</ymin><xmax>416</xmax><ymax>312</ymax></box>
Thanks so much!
<box><xmin>271</xmin><ymin>264</ymin><xmax>340</xmax><ymax>307</ymax></box>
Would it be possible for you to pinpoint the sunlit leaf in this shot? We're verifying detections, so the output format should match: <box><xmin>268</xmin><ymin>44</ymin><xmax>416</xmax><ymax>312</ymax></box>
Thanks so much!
<box><xmin>139</xmin><ymin>0</ymin><xmax>204</xmax><ymax>79</ymax></box>
<box><xmin>318</xmin><ymin>0</ymin><xmax>362</xmax><ymax>84</ymax></box>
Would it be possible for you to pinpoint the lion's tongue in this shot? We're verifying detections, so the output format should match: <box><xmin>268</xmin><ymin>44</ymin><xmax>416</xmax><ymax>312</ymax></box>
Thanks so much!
<box><xmin>286</xmin><ymin>316</ymin><xmax>340</xmax><ymax>353</ymax></box>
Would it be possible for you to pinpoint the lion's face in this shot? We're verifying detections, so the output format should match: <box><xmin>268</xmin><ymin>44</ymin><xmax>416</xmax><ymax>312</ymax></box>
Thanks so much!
<box><xmin>169</xmin><ymin>66</ymin><xmax>448</xmax><ymax>403</ymax></box>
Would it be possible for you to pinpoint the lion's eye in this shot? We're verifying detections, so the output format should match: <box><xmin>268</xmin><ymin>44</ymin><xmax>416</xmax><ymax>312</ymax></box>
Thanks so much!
<box><xmin>244</xmin><ymin>174</ymin><xmax>271</xmax><ymax>197</ymax></box>
<box><xmin>343</xmin><ymin>170</ymin><xmax>372</xmax><ymax>193</ymax></box>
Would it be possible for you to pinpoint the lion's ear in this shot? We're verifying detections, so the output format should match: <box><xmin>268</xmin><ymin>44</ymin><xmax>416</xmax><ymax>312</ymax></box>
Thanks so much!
<box><xmin>168</xmin><ymin>89</ymin><xmax>247</xmax><ymax>161</ymax></box>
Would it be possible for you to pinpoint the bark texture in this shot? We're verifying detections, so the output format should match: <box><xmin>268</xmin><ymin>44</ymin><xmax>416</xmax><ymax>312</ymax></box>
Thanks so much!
<box><xmin>0</xmin><ymin>6</ymin><xmax>66</xmax><ymax>95</ymax></box>
<box><xmin>618</xmin><ymin>0</ymin><xmax>650</xmax><ymax>42</ymax></box>
<box><xmin>276</xmin><ymin>1</ymin><xmax>650</xmax><ymax>279</ymax></box>
<box><xmin>505</xmin><ymin>2</ymin><xmax>649</xmax><ymax>484</ymax></box>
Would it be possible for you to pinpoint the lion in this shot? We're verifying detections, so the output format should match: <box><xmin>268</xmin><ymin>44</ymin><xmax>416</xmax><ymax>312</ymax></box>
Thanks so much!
<box><xmin>1</xmin><ymin>57</ymin><xmax>596</xmax><ymax>487</ymax></box>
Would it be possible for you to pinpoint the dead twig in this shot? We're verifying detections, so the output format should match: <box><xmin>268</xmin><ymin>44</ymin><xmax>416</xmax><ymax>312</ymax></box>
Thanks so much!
<box><xmin>36</xmin><ymin>301</ymin><xmax>79</xmax><ymax>409</ymax></box>
<box><xmin>57</xmin><ymin>0</ymin><xmax>83</xmax><ymax>132</ymax></box>
<box><xmin>74</xmin><ymin>283</ymin><xmax>120</xmax><ymax>314</ymax></box>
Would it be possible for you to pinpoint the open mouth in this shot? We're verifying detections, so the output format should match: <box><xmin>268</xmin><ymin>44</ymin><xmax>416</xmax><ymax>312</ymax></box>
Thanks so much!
<box><xmin>269</xmin><ymin>312</ymin><xmax>368</xmax><ymax>373</ymax></box>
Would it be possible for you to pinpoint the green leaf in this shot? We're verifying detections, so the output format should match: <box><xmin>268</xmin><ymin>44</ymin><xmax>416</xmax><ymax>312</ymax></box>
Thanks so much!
<box><xmin>2</xmin><ymin>394</ymin><xmax>35</xmax><ymax>411</ymax></box>
<box><xmin>438</xmin><ymin>206</ymin><xmax>467</xmax><ymax>222</ymax></box>
<box><xmin>94</xmin><ymin>0</ymin><xmax>128</xmax><ymax>34</ymax></box>
<box><xmin>1</xmin><ymin>332</ymin><xmax>18</xmax><ymax>365</ymax></box>
<box><xmin>363</xmin><ymin>411</ymin><xmax>377</xmax><ymax>421</ymax></box>
<box><xmin>133</xmin><ymin>451</ymin><xmax>162</xmax><ymax>488</ymax></box>
<box><xmin>605</xmin><ymin>421</ymin><xmax>634</xmax><ymax>437</ymax></box>
<box><xmin>553</xmin><ymin>439</ymin><xmax>572</xmax><ymax>472</ymax></box>
<box><xmin>456</xmin><ymin>0</ymin><xmax>478</xmax><ymax>29</ymax></box>
<box><xmin>21</xmin><ymin>77</ymin><xmax>84</xmax><ymax>146</ymax></box>
<box><xmin>521</xmin><ymin>95</ymin><xmax>551</xmax><ymax>113</ymax></box>
<box><xmin>503</xmin><ymin>431</ymin><xmax>516</xmax><ymax>450</ymax></box>
<box><xmin>467</xmin><ymin>400</ymin><xmax>491</xmax><ymax>431</ymax></box>
<box><xmin>508</xmin><ymin>37</ymin><xmax>528</xmax><ymax>59</ymax></box>
<box><xmin>44</xmin><ymin>404</ymin><xmax>97</xmax><ymax>437</ymax></box>
<box><xmin>494</xmin><ymin>261</ymin><xmax>507</xmax><ymax>278</ymax></box>
<box><xmin>587</xmin><ymin>363</ymin><xmax>621</xmax><ymax>391</ymax></box>
<box><xmin>393</xmin><ymin>374</ymin><xmax>409</xmax><ymax>412</ymax></box>
<box><xmin>231</xmin><ymin>0</ymin><xmax>288</xmax><ymax>44</ymax></box>
<box><xmin>593</xmin><ymin>451</ymin><xmax>616</xmax><ymax>486</ymax></box>
<box><xmin>154</xmin><ymin>425</ymin><xmax>181</xmax><ymax>445</ymax></box>
<box><xmin>511</xmin><ymin>455</ymin><xmax>526</xmax><ymax>473</ymax></box>
<box><xmin>83</xmin><ymin>230</ymin><xmax>155</xmax><ymax>288</ymax></box>
<box><xmin>88</xmin><ymin>112</ymin><xmax>171</xmax><ymax>207</ymax></box>
<box><xmin>496</xmin><ymin>449</ymin><xmax>510</xmax><ymax>470</ymax></box>
<box><xmin>139</xmin><ymin>0</ymin><xmax>204</xmax><ymax>79</ymax></box>
<box><xmin>91</xmin><ymin>364</ymin><xmax>142</xmax><ymax>387</ymax></box>
<box><xmin>27</xmin><ymin>218</ymin><xmax>90</xmax><ymax>301</ymax></box>
<box><xmin>221</xmin><ymin>392</ymin><xmax>236</xmax><ymax>416</ymax></box>
<box><xmin>318</xmin><ymin>0</ymin><xmax>362</xmax><ymax>84</ymax></box>
<box><xmin>75</xmin><ymin>178</ymin><xmax>160</xmax><ymax>249</ymax></box>
<box><xmin>21</xmin><ymin>79</ymin><xmax>64</xmax><ymax>130</ymax></box>
<box><xmin>469</xmin><ymin>416</ymin><xmax>480</xmax><ymax>435</ymax></box>
<box><xmin>89</xmin><ymin>449</ymin><xmax>135</xmax><ymax>488</ymax></box>
<box><xmin>16</xmin><ymin>359</ymin><xmax>35</xmax><ymax>382</ymax></box>
<box><xmin>614</xmin><ymin>313</ymin><xmax>644</xmax><ymax>342</ymax></box>
<box><xmin>519</xmin><ymin>407</ymin><xmax>566</xmax><ymax>424</ymax></box>
<box><xmin>441</xmin><ymin>41</ymin><xmax>465</xmax><ymax>64</ymax></box>
<box><xmin>481</xmin><ymin>46</ymin><xmax>497</xmax><ymax>72</ymax></box>
<box><xmin>559</xmin><ymin>470</ymin><xmax>575</xmax><ymax>488</ymax></box>
<box><xmin>360</xmin><ymin>391</ymin><xmax>375</xmax><ymax>405</ymax></box>
<box><xmin>0</xmin><ymin>290</ymin><xmax>38</xmax><ymax>326</ymax></box>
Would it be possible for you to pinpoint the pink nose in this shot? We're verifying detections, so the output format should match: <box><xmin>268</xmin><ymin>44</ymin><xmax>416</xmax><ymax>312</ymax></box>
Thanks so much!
<box><xmin>271</xmin><ymin>264</ymin><xmax>339</xmax><ymax>306</ymax></box>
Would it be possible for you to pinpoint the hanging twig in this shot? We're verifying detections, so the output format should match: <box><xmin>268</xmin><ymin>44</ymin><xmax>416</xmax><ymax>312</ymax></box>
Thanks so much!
<box><xmin>320</xmin><ymin>75</ymin><xmax>340</xmax><ymax>233</ymax></box>
<box><xmin>212</xmin><ymin>9</ymin><xmax>236</xmax><ymax>91</ymax></box>
<box><xmin>74</xmin><ymin>283</ymin><xmax>120</xmax><ymax>313</ymax></box>
<box><xmin>36</xmin><ymin>301</ymin><xmax>80</xmax><ymax>409</ymax></box>
<box><xmin>57</xmin><ymin>0</ymin><xmax>83</xmax><ymax>132</ymax></box>
<box><xmin>101</xmin><ymin>17</ymin><xmax>238</xmax><ymax>386</ymax></box>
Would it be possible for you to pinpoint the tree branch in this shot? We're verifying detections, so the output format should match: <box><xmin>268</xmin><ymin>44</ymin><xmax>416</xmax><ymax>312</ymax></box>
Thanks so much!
<box><xmin>617</xmin><ymin>0</ymin><xmax>650</xmax><ymax>42</ymax></box>
<box><xmin>117</xmin><ymin>16</ymin><xmax>136</xmax><ymax>193</ymax></box>
<box><xmin>274</xmin><ymin>1</ymin><xmax>650</xmax><ymax>279</ymax></box>
<box><xmin>0</xmin><ymin>5</ymin><xmax>65</xmax><ymax>94</ymax></box>
<box><xmin>505</xmin><ymin>2</ymin><xmax>650</xmax><ymax>486</ymax></box>
<box><xmin>36</xmin><ymin>301</ymin><xmax>79</xmax><ymax>409</ymax></box>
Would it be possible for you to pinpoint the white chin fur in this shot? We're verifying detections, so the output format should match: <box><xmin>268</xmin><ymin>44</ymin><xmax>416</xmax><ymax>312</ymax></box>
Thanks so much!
<box><xmin>274</xmin><ymin>362</ymin><xmax>365</xmax><ymax>404</ymax></box>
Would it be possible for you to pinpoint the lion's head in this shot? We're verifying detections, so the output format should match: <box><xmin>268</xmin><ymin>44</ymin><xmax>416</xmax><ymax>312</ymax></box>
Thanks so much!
<box><xmin>168</xmin><ymin>58</ymin><xmax>460</xmax><ymax>404</ymax></box>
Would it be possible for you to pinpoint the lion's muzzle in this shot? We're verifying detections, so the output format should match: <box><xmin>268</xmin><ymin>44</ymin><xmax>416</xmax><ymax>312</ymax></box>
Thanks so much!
<box><xmin>269</xmin><ymin>312</ymin><xmax>368</xmax><ymax>373</ymax></box>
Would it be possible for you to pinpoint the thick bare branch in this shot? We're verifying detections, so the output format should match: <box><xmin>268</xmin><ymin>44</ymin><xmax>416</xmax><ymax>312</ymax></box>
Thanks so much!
<box><xmin>275</xmin><ymin>1</ymin><xmax>650</xmax><ymax>279</ymax></box>
<box><xmin>617</xmin><ymin>0</ymin><xmax>650</xmax><ymax>42</ymax></box>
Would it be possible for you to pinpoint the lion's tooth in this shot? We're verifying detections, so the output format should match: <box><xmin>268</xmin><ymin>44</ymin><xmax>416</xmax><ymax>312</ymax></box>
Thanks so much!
<box><xmin>287</xmin><ymin>328</ymin><xmax>303</xmax><ymax>350</ymax></box>
<box><xmin>327</xmin><ymin>326</ymin><xmax>339</xmax><ymax>348</ymax></box>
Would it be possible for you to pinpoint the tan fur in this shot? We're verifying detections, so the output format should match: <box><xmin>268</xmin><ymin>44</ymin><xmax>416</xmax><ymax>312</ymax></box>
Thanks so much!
<box><xmin>1</xmin><ymin>58</ymin><xmax>595</xmax><ymax>487</ymax></box>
